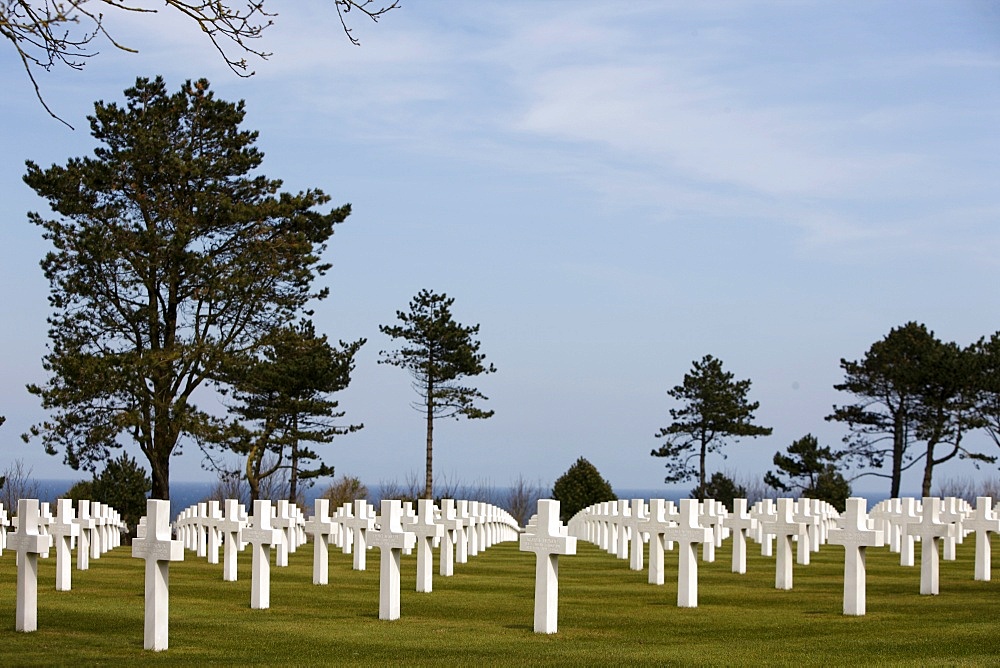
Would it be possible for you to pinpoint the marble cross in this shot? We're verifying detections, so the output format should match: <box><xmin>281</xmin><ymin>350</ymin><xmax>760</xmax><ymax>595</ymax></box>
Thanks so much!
<box><xmin>641</xmin><ymin>498</ymin><xmax>676</xmax><ymax>586</ymax></box>
<box><xmin>242</xmin><ymin>500</ymin><xmax>282</xmax><ymax>609</ymax></box>
<box><xmin>304</xmin><ymin>499</ymin><xmax>337</xmax><ymax>585</ymax></box>
<box><xmin>662</xmin><ymin>498</ymin><xmax>712</xmax><ymax>607</ymax></box>
<box><xmin>827</xmin><ymin>497</ymin><xmax>883</xmax><ymax>615</ymax></box>
<box><xmin>723</xmin><ymin>498</ymin><xmax>757</xmax><ymax>575</ymax></box>
<box><xmin>131</xmin><ymin>499</ymin><xmax>184</xmax><ymax>651</ymax></box>
<box><xmin>908</xmin><ymin>497</ymin><xmax>954</xmax><ymax>595</ymax></box>
<box><xmin>368</xmin><ymin>500</ymin><xmax>417</xmax><ymax>621</ymax></box>
<box><xmin>48</xmin><ymin>498</ymin><xmax>79</xmax><ymax>591</ymax></box>
<box><xmin>965</xmin><ymin>496</ymin><xmax>1000</xmax><ymax>582</ymax></box>
<box><xmin>7</xmin><ymin>499</ymin><xmax>52</xmax><ymax>632</ymax></box>
<box><xmin>411</xmin><ymin>499</ymin><xmax>444</xmax><ymax>593</ymax></box>
<box><xmin>763</xmin><ymin>498</ymin><xmax>805</xmax><ymax>590</ymax></box>
<box><xmin>519</xmin><ymin>499</ymin><xmax>577</xmax><ymax>633</ymax></box>
<box><xmin>216</xmin><ymin>499</ymin><xmax>246</xmax><ymax>582</ymax></box>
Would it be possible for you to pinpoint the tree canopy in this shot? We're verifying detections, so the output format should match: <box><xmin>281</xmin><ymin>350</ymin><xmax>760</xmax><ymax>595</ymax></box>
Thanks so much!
<box><xmin>23</xmin><ymin>76</ymin><xmax>348</xmax><ymax>499</ymax></box>
<box><xmin>828</xmin><ymin>322</ymin><xmax>993</xmax><ymax>497</ymax></box>
<box><xmin>3</xmin><ymin>1</ymin><xmax>399</xmax><ymax>126</ymax></box>
<box><xmin>210</xmin><ymin>320</ymin><xmax>364</xmax><ymax>503</ymax></box>
<box><xmin>694</xmin><ymin>472</ymin><xmax>746</xmax><ymax>513</ymax></box>
<box><xmin>551</xmin><ymin>457</ymin><xmax>617</xmax><ymax>523</ymax></box>
<box><xmin>379</xmin><ymin>289</ymin><xmax>496</xmax><ymax>499</ymax></box>
<box><xmin>974</xmin><ymin>331</ymin><xmax>1000</xmax><ymax>451</ymax></box>
<box><xmin>651</xmin><ymin>354</ymin><xmax>771</xmax><ymax>499</ymax></box>
<box><xmin>764</xmin><ymin>434</ymin><xmax>850</xmax><ymax>511</ymax></box>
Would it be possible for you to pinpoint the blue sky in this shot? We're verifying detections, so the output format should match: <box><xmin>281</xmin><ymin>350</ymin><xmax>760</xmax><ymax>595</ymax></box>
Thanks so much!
<box><xmin>2</xmin><ymin>2</ymin><xmax>1000</xmax><ymax>495</ymax></box>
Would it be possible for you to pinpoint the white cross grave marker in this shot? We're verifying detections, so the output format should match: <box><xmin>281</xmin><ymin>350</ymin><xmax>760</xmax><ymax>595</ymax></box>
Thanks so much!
<box><xmin>763</xmin><ymin>498</ymin><xmax>805</xmax><ymax>591</ymax></box>
<box><xmin>753</xmin><ymin>499</ymin><xmax>777</xmax><ymax>557</ymax></box>
<box><xmin>347</xmin><ymin>500</ymin><xmax>375</xmax><ymax>571</ymax></box>
<box><xmin>965</xmin><ymin>496</ymin><xmax>1000</xmax><ymax>581</ymax></box>
<box><xmin>90</xmin><ymin>502</ymin><xmax>104</xmax><ymax>560</ymax></box>
<box><xmin>74</xmin><ymin>500</ymin><xmax>95</xmax><ymax>571</ymax></box>
<box><xmin>624</xmin><ymin>498</ymin><xmax>648</xmax><ymax>571</ymax></box>
<box><xmin>456</xmin><ymin>500</ymin><xmax>473</xmax><ymax>564</ymax></box>
<box><xmin>723</xmin><ymin>498</ymin><xmax>757</xmax><ymax>575</ymax></box>
<box><xmin>205</xmin><ymin>500</ymin><xmax>223</xmax><ymax>565</ymax></box>
<box><xmin>615</xmin><ymin>499</ymin><xmax>631</xmax><ymax>561</ymax></box>
<box><xmin>792</xmin><ymin>499</ymin><xmax>814</xmax><ymax>566</ymax></box>
<box><xmin>699</xmin><ymin>501</ymin><xmax>720</xmax><ymax>563</ymax></box>
<box><xmin>897</xmin><ymin>497</ymin><xmax>921</xmax><ymax>567</ymax></box>
<box><xmin>131</xmin><ymin>499</ymin><xmax>184</xmax><ymax>651</ymax></box>
<box><xmin>304</xmin><ymin>499</ymin><xmax>337</xmax><ymax>585</ymax></box>
<box><xmin>273</xmin><ymin>500</ymin><xmax>293</xmax><ymax>567</ymax></box>
<box><xmin>7</xmin><ymin>499</ymin><xmax>52</xmax><ymax>632</ymax></box>
<box><xmin>412</xmin><ymin>499</ymin><xmax>444</xmax><ymax>593</ymax></box>
<box><xmin>217</xmin><ymin>499</ymin><xmax>246</xmax><ymax>582</ymax></box>
<box><xmin>827</xmin><ymin>497</ymin><xmax>883</xmax><ymax>615</ymax></box>
<box><xmin>909</xmin><ymin>496</ymin><xmax>954</xmax><ymax>595</ymax></box>
<box><xmin>0</xmin><ymin>503</ymin><xmax>8</xmax><ymax>552</ymax></box>
<box><xmin>641</xmin><ymin>498</ymin><xmax>676</xmax><ymax>586</ymax></box>
<box><xmin>519</xmin><ymin>499</ymin><xmax>577</xmax><ymax>633</ymax></box>
<box><xmin>49</xmin><ymin>499</ymin><xmax>80</xmax><ymax>591</ymax></box>
<box><xmin>242</xmin><ymin>500</ymin><xmax>282</xmax><ymax>609</ymax></box>
<box><xmin>368</xmin><ymin>500</ymin><xmax>417</xmax><ymax>621</ymax></box>
<box><xmin>662</xmin><ymin>498</ymin><xmax>712</xmax><ymax>607</ymax></box>
<box><xmin>438</xmin><ymin>499</ymin><xmax>465</xmax><ymax>577</ymax></box>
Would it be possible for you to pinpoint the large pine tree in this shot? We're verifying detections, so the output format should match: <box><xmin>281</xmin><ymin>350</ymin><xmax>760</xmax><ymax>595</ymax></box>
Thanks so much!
<box><xmin>23</xmin><ymin>77</ymin><xmax>348</xmax><ymax>499</ymax></box>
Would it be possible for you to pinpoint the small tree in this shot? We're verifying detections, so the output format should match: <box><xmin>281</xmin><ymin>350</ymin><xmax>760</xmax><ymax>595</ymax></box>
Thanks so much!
<box><xmin>651</xmin><ymin>355</ymin><xmax>772</xmax><ymax>499</ymax></box>
<box><xmin>321</xmin><ymin>475</ymin><xmax>369</xmax><ymax>509</ymax></box>
<box><xmin>91</xmin><ymin>452</ymin><xmax>151</xmax><ymax>539</ymax></box>
<box><xmin>212</xmin><ymin>320</ymin><xmax>364</xmax><ymax>503</ymax></box>
<box><xmin>551</xmin><ymin>457</ymin><xmax>617</xmax><ymax>522</ymax></box>
<box><xmin>693</xmin><ymin>472</ymin><xmax>746</xmax><ymax>513</ymax></box>
<box><xmin>379</xmin><ymin>289</ymin><xmax>496</xmax><ymax>499</ymax></box>
<box><xmin>764</xmin><ymin>434</ymin><xmax>851</xmax><ymax>511</ymax></box>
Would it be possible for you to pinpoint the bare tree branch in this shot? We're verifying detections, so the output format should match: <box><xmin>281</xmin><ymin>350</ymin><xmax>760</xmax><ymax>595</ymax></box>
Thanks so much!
<box><xmin>2</xmin><ymin>1</ymin><xmax>401</xmax><ymax>125</ymax></box>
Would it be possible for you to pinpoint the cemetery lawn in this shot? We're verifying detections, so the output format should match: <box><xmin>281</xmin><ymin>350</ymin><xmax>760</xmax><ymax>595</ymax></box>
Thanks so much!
<box><xmin>2</xmin><ymin>539</ymin><xmax>1000</xmax><ymax>666</ymax></box>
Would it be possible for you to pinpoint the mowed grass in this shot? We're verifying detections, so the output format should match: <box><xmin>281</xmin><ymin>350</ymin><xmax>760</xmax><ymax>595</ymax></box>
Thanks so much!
<box><xmin>1</xmin><ymin>535</ymin><xmax>1000</xmax><ymax>666</ymax></box>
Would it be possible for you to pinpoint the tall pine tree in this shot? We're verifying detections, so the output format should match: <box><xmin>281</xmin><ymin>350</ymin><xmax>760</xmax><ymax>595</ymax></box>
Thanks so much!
<box><xmin>651</xmin><ymin>355</ymin><xmax>771</xmax><ymax>499</ymax></box>
<box><xmin>22</xmin><ymin>77</ymin><xmax>347</xmax><ymax>499</ymax></box>
<box><xmin>379</xmin><ymin>289</ymin><xmax>496</xmax><ymax>499</ymax></box>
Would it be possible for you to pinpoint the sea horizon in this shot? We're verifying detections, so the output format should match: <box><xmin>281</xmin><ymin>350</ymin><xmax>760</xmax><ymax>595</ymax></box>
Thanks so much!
<box><xmin>22</xmin><ymin>478</ymin><xmax>916</xmax><ymax>519</ymax></box>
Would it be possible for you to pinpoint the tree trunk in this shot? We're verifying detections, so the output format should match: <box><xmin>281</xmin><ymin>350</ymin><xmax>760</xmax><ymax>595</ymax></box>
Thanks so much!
<box><xmin>890</xmin><ymin>413</ymin><xmax>905</xmax><ymax>498</ymax></box>
<box><xmin>149</xmin><ymin>446</ymin><xmax>171</xmax><ymax>500</ymax></box>
<box><xmin>425</xmin><ymin>388</ymin><xmax>434</xmax><ymax>500</ymax></box>
<box><xmin>697</xmin><ymin>436</ymin><xmax>707</xmax><ymax>500</ymax></box>
<box><xmin>247</xmin><ymin>445</ymin><xmax>261</xmax><ymax>503</ymax></box>
<box><xmin>289</xmin><ymin>414</ymin><xmax>299</xmax><ymax>504</ymax></box>
<box><xmin>921</xmin><ymin>440</ymin><xmax>935</xmax><ymax>497</ymax></box>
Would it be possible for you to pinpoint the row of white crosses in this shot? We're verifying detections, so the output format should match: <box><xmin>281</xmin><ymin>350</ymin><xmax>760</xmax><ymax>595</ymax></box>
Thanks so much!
<box><xmin>2</xmin><ymin>498</ymin><xmax>125</xmax><ymax>634</ymax></box>
<box><xmin>128</xmin><ymin>495</ymin><xmax>519</xmax><ymax>651</ymax></box>
<box><xmin>565</xmin><ymin>494</ymin><xmax>1000</xmax><ymax>624</ymax></box>
<box><xmin>240</xmin><ymin>497</ymin><xmax>517</xmax><ymax>621</ymax></box>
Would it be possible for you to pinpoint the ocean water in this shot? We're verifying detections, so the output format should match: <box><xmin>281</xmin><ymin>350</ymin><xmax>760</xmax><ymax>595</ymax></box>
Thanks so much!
<box><xmin>27</xmin><ymin>480</ymin><xmax>898</xmax><ymax>519</ymax></box>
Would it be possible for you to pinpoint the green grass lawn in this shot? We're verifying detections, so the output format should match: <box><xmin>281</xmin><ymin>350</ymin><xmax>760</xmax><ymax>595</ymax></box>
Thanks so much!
<box><xmin>1</xmin><ymin>536</ymin><xmax>1000</xmax><ymax>666</ymax></box>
